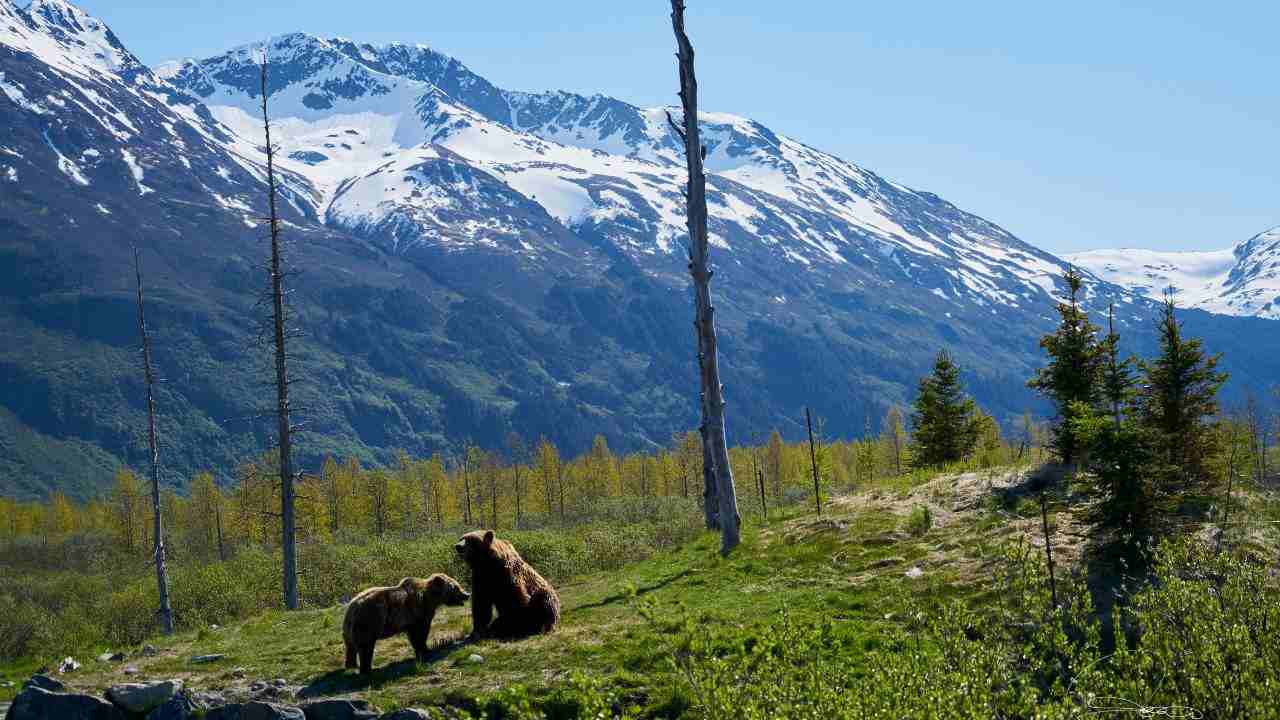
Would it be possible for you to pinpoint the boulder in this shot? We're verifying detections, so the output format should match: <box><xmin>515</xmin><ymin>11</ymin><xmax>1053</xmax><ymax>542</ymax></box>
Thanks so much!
<box><xmin>145</xmin><ymin>693</ymin><xmax>197</xmax><ymax>720</ymax></box>
<box><xmin>300</xmin><ymin>699</ymin><xmax>379</xmax><ymax>720</ymax></box>
<box><xmin>208</xmin><ymin>702</ymin><xmax>305</xmax><ymax>720</ymax></box>
<box><xmin>4</xmin><ymin>686</ymin><xmax>125</xmax><ymax>720</ymax></box>
<box><xmin>191</xmin><ymin>691</ymin><xmax>228</xmax><ymax>710</ymax></box>
<box><xmin>106</xmin><ymin>680</ymin><xmax>182</xmax><ymax>714</ymax></box>
<box><xmin>378</xmin><ymin>712</ymin><xmax>432</xmax><ymax>720</ymax></box>
<box><xmin>22</xmin><ymin>675</ymin><xmax>64</xmax><ymax>693</ymax></box>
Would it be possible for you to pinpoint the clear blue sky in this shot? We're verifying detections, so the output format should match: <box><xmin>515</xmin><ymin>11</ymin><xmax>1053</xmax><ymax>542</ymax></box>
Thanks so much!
<box><xmin>71</xmin><ymin>0</ymin><xmax>1280</xmax><ymax>254</ymax></box>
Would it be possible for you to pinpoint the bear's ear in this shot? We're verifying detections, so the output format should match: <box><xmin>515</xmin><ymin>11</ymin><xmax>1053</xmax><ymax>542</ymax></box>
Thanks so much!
<box><xmin>399</xmin><ymin>577</ymin><xmax>416</xmax><ymax>590</ymax></box>
<box><xmin>483</xmin><ymin>530</ymin><xmax>494</xmax><ymax>546</ymax></box>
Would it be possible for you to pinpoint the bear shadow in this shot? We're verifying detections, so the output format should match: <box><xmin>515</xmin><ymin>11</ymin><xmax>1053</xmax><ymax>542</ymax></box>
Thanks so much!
<box><xmin>297</xmin><ymin>642</ymin><xmax>467</xmax><ymax>698</ymax></box>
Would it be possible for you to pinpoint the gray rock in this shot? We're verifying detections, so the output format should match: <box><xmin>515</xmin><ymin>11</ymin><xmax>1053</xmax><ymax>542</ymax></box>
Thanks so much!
<box><xmin>226</xmin><ymin>702</ymin><xmax>304</xmax><ymax>720</ymax></box>
<box><xmin>301</xmin><ymin>699</ymin><xmax>379</xmax><ymax>720</ymax></box>
<box><xmin>191</xmin><ymin>691</ymin><xmax>227</xmax><ymax>710</ymax></box>
<box><xmin>106</xmin><ymin>680</ymin><xmax>182</xmax><ymax>714</ymax></box>
<box><xmin>271</xmin><ymin>679</ymin><xmax>287</xmax><ymax>688</ymax></box>
<box><xmin>122</xmin><ymin>667</ymin><xmax>140</xmax><ymax>676</ymax></box>
<box><xmin>145</xmin><ymin>693</ymin><xmax>197</xmax><ymax>720</ymax></box>
<box><xmin>190</xmin><ymin>654</ymin><xmax>226</xmax><ymax>664</ymax></box>
<box><xmin>5</xmin><ymin>686</ymin><xmax>125</xmax><ymax>720</ymax></box>
<box><xmin>378</xmin><ymin>712</ymin><xmax>433</xmax><ymax>720</ymax></box>
<box><xmin>57</xmin><ymin>657</ymin><xmax>81</xmax><ymax>674</ymax></box>
<box><xmin>466</xmin><ymin>654</ymin><xmax>483</xmax><ymax>664</ymax></box>
<box><xmin>141</xmin><ymin>645</ymin><xmax>159</xmax><ymax>658</ymax></box>
<box><xmin>904</xmin><ymin>566</ymin><xmax>924</xmax><ymax>579</ymax></box>
<box><xmin>22</xmin><ymin>675</ymin><xmax>64</xmax><ymax>693</ymax></box>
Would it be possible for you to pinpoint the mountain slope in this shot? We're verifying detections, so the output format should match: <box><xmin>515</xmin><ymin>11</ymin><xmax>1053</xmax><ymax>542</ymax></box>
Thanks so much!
<box><xmin>1068</xmin><ymin>226</ymin><xmax>1280</xmax><ymax>318</ymax></box>
<box><xmin>4</xmin><ymin>0</ymin><xmax>1280</xmax><ymax>500</ymax></box>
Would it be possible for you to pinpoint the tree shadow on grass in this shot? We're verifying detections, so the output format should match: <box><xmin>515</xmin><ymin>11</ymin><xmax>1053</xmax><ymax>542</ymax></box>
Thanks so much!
<box><xmin>573</xmin><ymin>569</ymin><xmax>694</xmax><ymax>611</ymax></box>
<box><xmin>297</xmin><ymin>639</ymin><xmax>469</xmax><ymax>698</ymax></box>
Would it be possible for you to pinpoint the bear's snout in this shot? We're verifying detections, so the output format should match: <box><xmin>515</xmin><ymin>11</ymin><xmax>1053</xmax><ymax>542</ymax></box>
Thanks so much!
<box><xmin>454</xmin><ymin>541</ymin><xmax>466</xmax><ymax>556</ymax></box>
<box><xmin>449</xmin><ymin>589</ymin><xmax>471</xmax><ymax>606</ymax></box>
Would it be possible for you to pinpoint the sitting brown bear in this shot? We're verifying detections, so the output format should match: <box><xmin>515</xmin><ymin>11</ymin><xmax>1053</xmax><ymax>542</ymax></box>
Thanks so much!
<box><xmin>342</xmin><ymin>574</ymin><xmax>470</xmax><ymax>675</ymax></box>
<box><xmin>454</xmin><ymin>530</ymin><xmax>560</xmax><ymax>639</ymax></box>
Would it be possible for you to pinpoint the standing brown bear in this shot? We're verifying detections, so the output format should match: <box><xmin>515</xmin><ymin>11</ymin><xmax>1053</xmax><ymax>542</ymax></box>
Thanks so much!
<box><xmin>454</xmin><ymin>530</ymin><xmax>560</xmax><ymax>639</ymax></box>
<box><xmin>342</xmin><ymin>574</ymin><xmax>470</xmax><ymax>675</ymax></box>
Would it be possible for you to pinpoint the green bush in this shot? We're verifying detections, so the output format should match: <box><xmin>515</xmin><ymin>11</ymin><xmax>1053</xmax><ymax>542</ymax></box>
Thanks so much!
<box><xmin>904</xmin><ymin>504</ymin><xmax>932</xmax><ymax>536</ymax></box>
<box><xmin>651</xmin><ymin>538</ymin><xmax>1280</xmax><ymax>719</ymax></box>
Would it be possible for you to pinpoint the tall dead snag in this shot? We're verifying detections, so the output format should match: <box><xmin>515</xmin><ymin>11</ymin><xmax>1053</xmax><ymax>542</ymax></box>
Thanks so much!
<box><xmin>1039</xmin><ymin>491</ymin><xmax>1058</xmax><ymax>610</ymax></box>
<box><xmin>668</xmin><ymin>0</ymin><xmax>741</xmax><ymax>554</ymax></box>
<box><xmin>133</xmin><ymin>247</ymin><xmax>174</xmax><ymax>635</ymax></box>
<box><xmin>806</xmin><ymin>407</ymin><xmax>821</xmax><ymax>516</ymax></box>
<box><xmin>260</xmin><ymin>53</ymin><xmax>298</xmax><ymax>610</ymax></box>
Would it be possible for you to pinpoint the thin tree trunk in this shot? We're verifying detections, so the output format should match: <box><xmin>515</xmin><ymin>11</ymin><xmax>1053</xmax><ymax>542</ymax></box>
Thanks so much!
<box><xmin>806</xmin><ymin>407</ymin><xmax>821</xmax><ymax>516</ymax></box>
<box><xmin>1039</xmin><ymin>491</ymin><xmax>1058</xmax><ymax>610</ymax></box>
<box><xmin>514</xmin><ymin>465</ymin><xmax>522</xmax><ymax>529</ymax></box>
<box><xmin>260</xmin><ymin>55</ymin><xmax>298</xmax><ymax>610</ymax></box>
<box><xmin>215</xmin><ymin>503</ymin><xmax>226</xmax><ymax>562</ymax></box>
<box><xmin>134</xmin><ymin>247</ymin><xmax>173</xmax><ymax>635</ymax></box>
<box><xmin>670</xmin><ymin>0</ymin><xmax>740</xmax><ymax>554</ymax></box>
<box><xmin>753</xmin><ymin>449</ymin><xmax>767</xmax><ymax>521</ymax></box>
<box><xmin>462</xmin><ymin>453</ymin><xmax>472</xmax><ymax>525</ymax></box>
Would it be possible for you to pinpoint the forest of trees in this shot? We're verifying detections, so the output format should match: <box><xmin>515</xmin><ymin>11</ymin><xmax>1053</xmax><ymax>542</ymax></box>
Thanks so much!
<box><xmin>0</xmin><ymin>416</ymin><xmax>1029</xmax><ymax>555</ymax></box>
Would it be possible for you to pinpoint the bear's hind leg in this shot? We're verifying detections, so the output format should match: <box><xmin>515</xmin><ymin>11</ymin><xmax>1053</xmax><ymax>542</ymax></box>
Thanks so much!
<box><xmin>358</xmin><ymin>643</ymin><xmax>375</xmax><ymax>676</ymax></box>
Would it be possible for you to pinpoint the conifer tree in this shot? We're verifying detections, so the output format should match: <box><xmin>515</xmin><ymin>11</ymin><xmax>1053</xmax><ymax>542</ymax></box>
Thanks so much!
<box><xmin>1137</xmin><ymin>293</ymin><xmax>1228</xmax><ymax>492</ymax></box>
<box><xmin>910</xmin><ymin>351</ymin><xmax>980</xmax><ymax>468</ymax></box>
<box><xmin>1029</xmin><ymin>268</ymin><xmax>1105</xmax><ymax>464</ymax></box>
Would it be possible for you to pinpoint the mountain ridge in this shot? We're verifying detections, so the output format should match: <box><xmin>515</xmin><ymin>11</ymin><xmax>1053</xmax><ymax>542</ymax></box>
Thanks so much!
<box><xmin>1068</xmin><ymin>226</ymin><xmax>1280</xmax><ymax>319</ymax></box>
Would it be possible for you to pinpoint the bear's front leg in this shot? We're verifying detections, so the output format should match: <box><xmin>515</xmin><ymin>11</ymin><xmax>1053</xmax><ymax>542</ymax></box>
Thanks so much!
<box><xmin>407</xmin><ymin>623</ymin><xmax>430</xmax><ymax>661</ymax></box>
<box><xmin>469</xmin><ymin>590</ymin><xmax>493</xmax><ymax>641</ymax></box>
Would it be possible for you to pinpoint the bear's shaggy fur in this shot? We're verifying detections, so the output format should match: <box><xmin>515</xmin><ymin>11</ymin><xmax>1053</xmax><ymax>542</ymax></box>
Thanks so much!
<box><xmin>454</xmin><ymin>530</ymin><xmax>560</xmax><ymax>639</ymax></box>
<box><xmin>342</xmin><ymin>574</ymin><xmax>470</xmax><ymax>675</ymax></box>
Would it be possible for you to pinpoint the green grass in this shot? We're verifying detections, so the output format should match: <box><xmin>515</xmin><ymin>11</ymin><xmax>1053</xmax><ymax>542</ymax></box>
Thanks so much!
<box><xmin>0</xmin><ymin>467</ymin><xmax>1031</xmax><ymax>715</ymax></box>
<box><xmin>6</xmin><ymin>466</ymin><xmax>1275</xmax><ymax>718</ymax></box>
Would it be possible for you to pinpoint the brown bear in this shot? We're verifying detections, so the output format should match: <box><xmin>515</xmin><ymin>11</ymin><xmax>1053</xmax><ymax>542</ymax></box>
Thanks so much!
<box><xmin>342</xmin><ymin>574</ymin><xmax>470</xmax><ymax>675</ymax></box>
<box><xmin>454</xmin><ymin>530</ymin><xmax>560</xmax><ymax>639</ymax></box>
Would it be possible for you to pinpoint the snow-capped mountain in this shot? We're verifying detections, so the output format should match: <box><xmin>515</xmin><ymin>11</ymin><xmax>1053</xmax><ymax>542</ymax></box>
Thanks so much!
<box><xmin>1069</xmin><ymin>227</ymin><xmax>1280</xmax><ymax>319</ymax></box>
<box><xmin>5</xmin><ymin>0</ymin><xmax>1280</xmax><ymax>499</ymax></box>
<box><xmin>157</xmin><ymin>32</ymin><xmax>1095</xmax><ymax>317</ymax></box>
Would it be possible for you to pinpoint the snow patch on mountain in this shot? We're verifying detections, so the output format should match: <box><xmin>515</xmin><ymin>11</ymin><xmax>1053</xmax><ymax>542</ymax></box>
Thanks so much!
<box><xmin>1069</xmin><ymin>228</ymin><xmax>1280</xmax><ymax>319</ymax></box>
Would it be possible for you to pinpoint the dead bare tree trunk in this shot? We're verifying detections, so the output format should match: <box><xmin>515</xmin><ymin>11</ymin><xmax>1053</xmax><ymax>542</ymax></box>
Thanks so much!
<box><xmin>753</xmin><ymin>447</ymin><xmax>767</xmax><ymax>521</ymax></box>
<box><xmin>806</xmin><ymin>407</ymin><xmax>821</xmax><ymax>516</ymax></box>
<box><xmin>133</xmin><ymin>247</ymin><xmax>174</xmax><ymax>635</ymax></box>
<box><xmin>669</xmin><ymin>0</ymin><xmax>740</xmax><ymax>554</ymax></box>
<box><xmin>215</xmin><ymin>503</ymin><xmax>227</xmax><ymax>562</ymax></box>
<box><xmin>259</xmin><ymin>54</ymin><xmax>298</xmax><ymax>610</ymax></box>
<box><xmin>1039</xmin><ymin>491</ymin><xmax>1058</xmax><ymax>610</ymax></box>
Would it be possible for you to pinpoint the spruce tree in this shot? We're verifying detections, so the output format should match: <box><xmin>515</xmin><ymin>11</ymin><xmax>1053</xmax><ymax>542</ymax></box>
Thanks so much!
<box><xmin>1028</xmin><ymin>268</ymin><xmax>1105</xmax><ymax>465</ymax></box>
<box><xmin>1070</xmin><ymin>309</ymin><xmax>1155</xmax><ymax>553</ymax></box>
<box><xmin>1137</xmin><ymin>293</ymin><xmax>1228</xmax><ymax>493</ymax></box>
<box><xmin>910</xmin><ymin>351</ymin><xmax>980</xmax><ymax>468</ymax></box>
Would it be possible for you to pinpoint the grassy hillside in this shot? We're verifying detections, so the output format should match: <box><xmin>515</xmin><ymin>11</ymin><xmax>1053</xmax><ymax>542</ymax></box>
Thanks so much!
<box><xmin>4</xmin><ymin>464</ymin><xmax>1278</xmax><ymax>718</ymax></box>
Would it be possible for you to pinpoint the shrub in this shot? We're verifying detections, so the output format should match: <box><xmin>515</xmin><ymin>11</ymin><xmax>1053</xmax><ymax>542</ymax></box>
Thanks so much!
<box><xmin>904</xmin><ymin>504</ymin><xmax>932</xmax><ymax>536</ymax></box>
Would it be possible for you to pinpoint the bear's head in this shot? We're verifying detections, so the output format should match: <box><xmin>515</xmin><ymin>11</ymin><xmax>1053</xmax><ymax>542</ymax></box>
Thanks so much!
<box><xmin>426</xmin><ymin>574</ymin><xmax>470</xmax><ymax>607</ymax></box>
<box><xmin>454</xmin><ymin>530</ymin><xmax>502</xmax><ymax>567</ymax></box>
<box><xmin>399</xmin><ymin>575</ymin><xmax>470</xmax><ymax>609</ymax></box>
